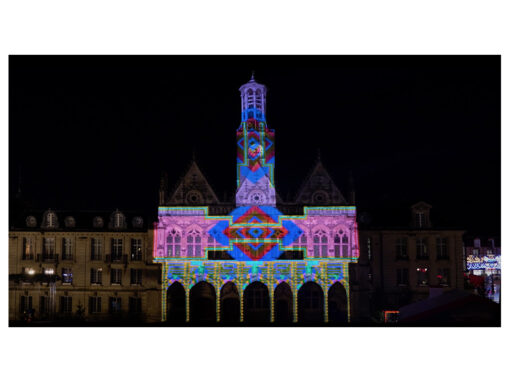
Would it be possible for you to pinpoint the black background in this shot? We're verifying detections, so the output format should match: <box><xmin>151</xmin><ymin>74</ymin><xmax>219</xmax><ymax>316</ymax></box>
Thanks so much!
<box><xmin>9</xmin><ymin>56</ymin><xmax>501</xmax><ymax>235</ymax></box>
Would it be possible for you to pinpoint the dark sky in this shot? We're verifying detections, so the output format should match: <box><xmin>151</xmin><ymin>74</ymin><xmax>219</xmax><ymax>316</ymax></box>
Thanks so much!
<box><xmin>9</xmin><ymin>56</ymin><xmax>501</xmax><ymax>236</ymax></box>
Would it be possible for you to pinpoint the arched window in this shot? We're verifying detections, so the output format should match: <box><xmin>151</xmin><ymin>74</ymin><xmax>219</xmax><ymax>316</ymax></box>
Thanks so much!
<box><xmin>166</xmin><ymin>229</ymin><xmax>181</xmax><ymax>257</ymax></box>
<box><xmin>187</xmin><ymin>229</ymin><xmax>201</xmax><ymax>258</ymax></box>
<box><xmin>313</xmin><ymin>230</ymin><xmax>328</xmax><ymax>258</ymax></box>
<box><xmin>334</xmin><ymin>230</ymin><xmax>350</xmax><ymax>258</ymax></box>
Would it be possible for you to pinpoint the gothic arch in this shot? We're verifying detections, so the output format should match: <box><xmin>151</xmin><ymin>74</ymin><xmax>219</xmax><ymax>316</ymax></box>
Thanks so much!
<box><xmin>243</xmin><ymin>281</ymin><xmax>270</xmax><ymax>323</ymax></box>
<box><xmin>274</xmin><ymin>282</ymin><xmax>293</xmax><ymax>323</ymax></box>
<box><xmin>166</xmin><ymin>282</ymin><xmax>186</xmax><ymax>323</ymax></box>
<box><xmin>220</xmin><ymin>282</ymin><xmax>240</xmax><ymax>323</ymax></box>
<box><xmin>190</xmin><ymin>281</ymin><xmax>216</xmax><ymax>323</ymax></box>
<box><xmin>328</xmin><ymin>282</ymin><xmax>348</xmax><ymax>323</ymax></box>
<box><xmin>298</xmin><ymin>281</ymin><xmax>324</xmax><ymax>322</ymax></box>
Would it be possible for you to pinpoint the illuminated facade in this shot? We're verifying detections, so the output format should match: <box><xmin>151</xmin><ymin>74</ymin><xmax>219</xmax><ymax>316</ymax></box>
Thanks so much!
<box><xmin>154</xmin><ymin>75</ymin><xmax>359</xmax><ymax>324</ymax></box>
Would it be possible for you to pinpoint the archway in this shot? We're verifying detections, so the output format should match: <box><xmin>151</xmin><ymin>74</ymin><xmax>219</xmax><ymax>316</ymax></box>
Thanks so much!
<box><xmin>274</xmin><ymin>282</ymin><xmax>293</xmax><ymax>323</ymax></box>
<box><xmin>190</xmin><ymin>281</ymin><xmax>216</xmax><ymax>323</ymax></box>
<box><xmin>220</xmin><ymin>282</ymin><xmax>240</xmax><ymax>323</ymax></box>
<box><xmin>298</xmin><ymin>282</ymin><xmax>324</xmax><ymax>323</ymax></box>
<box><xmin>166</xmin><ymin>282</ymin><xmax>186</xmax><ymax>323</ymax></box>
<box><xmin>328</xmin><ymin>282</ymin><xmax>348</xmax><ymax>323</ymax></box>
<box><xmin>243</xmin><ymin>281</ymin><xmax>270</xmax><ymax>323</ymax></box>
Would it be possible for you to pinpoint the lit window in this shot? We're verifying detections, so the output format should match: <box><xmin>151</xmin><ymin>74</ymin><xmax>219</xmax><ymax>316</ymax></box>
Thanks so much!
<box><xmin>416</xmin><ymin>267</ymin><xmax>429</xmax><ymax>286</ymax></box>
<box><xmin>22</xmin><ymin>237</ymin><xmax>35</xmax><ymax>260</ymax></box>
<box><xmin>167</xmin><ymin>229</ymin><xmax>181</xmax><ymax>257</ymax></box>
<box><xmin>130</xmin><ymin>238</ymin><xmax>142</xmax><ymax>261</ymax></box>
<box><xmin>62</xmin><ymin>268</ymin><xmax>73</xmax><ymax>284</ymax></box>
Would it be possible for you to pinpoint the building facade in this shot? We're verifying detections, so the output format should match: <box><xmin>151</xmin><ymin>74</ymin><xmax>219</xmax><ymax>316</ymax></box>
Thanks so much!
<box><xmin>353</xmin><ymin>202</ymin><xmax>465</xmax><ymax>321</ymax></box>
<box><xmin>155</xmin><ymin>75</ymin><xmax>359</xmax><ymax>324</ymax></box>
<box><xmin>464</xmin><ymin>237</ymin><xmax>501</xmax><ymax>303</ymax></box>
<box><xmin>9</xmin><ymin>209</ymin><xmax>161</xmax><ymax>323</ymax></box>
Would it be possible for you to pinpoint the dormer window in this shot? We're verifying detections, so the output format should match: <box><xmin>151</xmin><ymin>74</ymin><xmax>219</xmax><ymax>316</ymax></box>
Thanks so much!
<box><xmin>109</xmin><ymin>210</ymin><xmax>126</xmax><ymax>230</ymax></box>
<box><xmin>93</xmin><ymin>216</ymin><xmax>104</xmax><ymax>228</ymax></box>
<box><xmin>42</xmin><ymin>210</ymin><xmax>59</xmax><ymax>229</ymax></box>
<box><xmin>415</xmin><ymin>212</ymin><xmax>425</xmax><ymax>228</ymax></box>
<box><xmin>64</xmin><ymin>216</ymin><xmax>76</xmax><ymax>228</ymax></box>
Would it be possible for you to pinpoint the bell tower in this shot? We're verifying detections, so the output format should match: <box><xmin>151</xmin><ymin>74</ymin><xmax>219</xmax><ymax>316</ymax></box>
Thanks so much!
<box><xmin>236</xmin><ymin>73</ymin><xmax>276</xmax><ymax>206</ymax></box>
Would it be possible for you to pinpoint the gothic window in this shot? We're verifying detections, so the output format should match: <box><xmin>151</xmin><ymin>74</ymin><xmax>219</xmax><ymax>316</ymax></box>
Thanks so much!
<box><xmin>313</xmin><ymin>230</ymin><xmax>328</xmax><ymax>258</ymax></box>
<box><xmin>166</xmin><ymin>229</ymin><xmax>181</xmax><ymax>258</ymax></box>
<box><xmin>334</xmin><ymin>230</ymin><xmax>349</xmax><ymax>258</ymax></box>
<box><xmin>186</xmin><ymin>229</ymin><xmax>201</xmax><ymax>258</ymax></box>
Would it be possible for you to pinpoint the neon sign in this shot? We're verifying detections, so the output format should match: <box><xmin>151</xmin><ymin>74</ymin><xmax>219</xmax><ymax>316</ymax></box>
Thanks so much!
<box><xmin>466</xmin><ymin>254</ymin><xmax>501</xmax><ymax>270</ymax></box>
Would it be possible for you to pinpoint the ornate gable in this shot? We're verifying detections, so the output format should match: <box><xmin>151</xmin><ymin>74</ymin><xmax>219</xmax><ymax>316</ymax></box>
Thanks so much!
<box><xmin>295</xmin><ymin>160</ymin><xmax>347</xmax><ymax>205</ymax></box>
<box><xmin>166</xmin><ymin>161</ymin><xmax>220</xmax><ymax>206</ymax></box>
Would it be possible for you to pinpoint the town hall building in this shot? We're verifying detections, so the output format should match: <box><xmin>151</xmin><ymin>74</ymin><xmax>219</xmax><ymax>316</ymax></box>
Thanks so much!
<box><xmin>154</xmin><ymin>75</ymin><xmax>360</xmax><ymax>324</ymax></box>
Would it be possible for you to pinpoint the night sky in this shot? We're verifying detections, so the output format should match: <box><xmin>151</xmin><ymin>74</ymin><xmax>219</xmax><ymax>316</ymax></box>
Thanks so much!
<box><xmin>9</xmin><ymin>56</ymin><xmax>500</xmax><ymax>236</ymax></box>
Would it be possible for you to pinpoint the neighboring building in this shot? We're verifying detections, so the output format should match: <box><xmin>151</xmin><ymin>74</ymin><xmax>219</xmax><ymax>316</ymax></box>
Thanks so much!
<box><xmin>155</xmin><ymin>75</ymin><xmax>359</xmax><ymax>324</ymax></box>
<box><xmin>9</xmin><ymin>209</ymin><xmax>161</xmax><ymax>323</ymax></box>
<box><xmin>353</xmin><ymin>202</ymin><xmax>465</xmax><ymax>321</ymax></box>
<box><xmin>463</xmin><ymin>237</ymin><xmax>501</xmax><ymax>303</ymax></box>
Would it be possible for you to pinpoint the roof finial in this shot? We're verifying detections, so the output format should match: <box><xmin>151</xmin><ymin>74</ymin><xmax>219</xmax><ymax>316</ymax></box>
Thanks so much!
<box><xmin>191</xmin><ymin>147</ymin><xmax>196</xmax><ymax>162</ymax></box>
<box><xmin>250</xmin><ymin>70</ymin><xmax>255</xmax><ymax>81</ymax></box>
<box><xmin>317</xmin><ymin>148</ymin><xmax>321</xmax><ymax>162</ymax></box>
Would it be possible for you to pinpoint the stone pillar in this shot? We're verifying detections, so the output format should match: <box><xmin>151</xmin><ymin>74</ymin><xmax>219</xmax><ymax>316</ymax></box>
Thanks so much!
<box><xmin>268</xmin><ymin>263</ymin><xmax>275</xmax><ymax>323</ymax></box>
<box><xmin>185</xmin><ymin>288</ymin><xmax>190</xmax><ymax>323</ymax></box>
<box><xmin>323</xmin><ymin>263</ymin><xmax>329</xmax><ymax>323</ymax></box>
<box><xmin>239</xmin><ymin>286</ymin><xmax>244</xmax><ymax>323</ymax></box>
<box><xmin>292</xmin><ymin>264</ymin><xmax>298</xmax><ymax>323</ymax></box>
<box><xmin>161</xmin><ymin>263</ymin><xmax>168</xmax><ymax>322</ymax></box>
<box><xmin>323</xmin><ymin>285</ymin><xmax>329</xmax><ymax>323</ymax></box>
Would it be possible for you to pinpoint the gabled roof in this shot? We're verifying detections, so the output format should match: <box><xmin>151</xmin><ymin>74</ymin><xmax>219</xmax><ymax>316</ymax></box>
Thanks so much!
<box><xmin>167</xmin><ymin>160</ymin><xmax>220</xmax><ymax>205</ymax></box>
<box><xmin>294</xmin><ymin>159</ymin><xmax>347</xmax><ymax>205</ymax></box>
